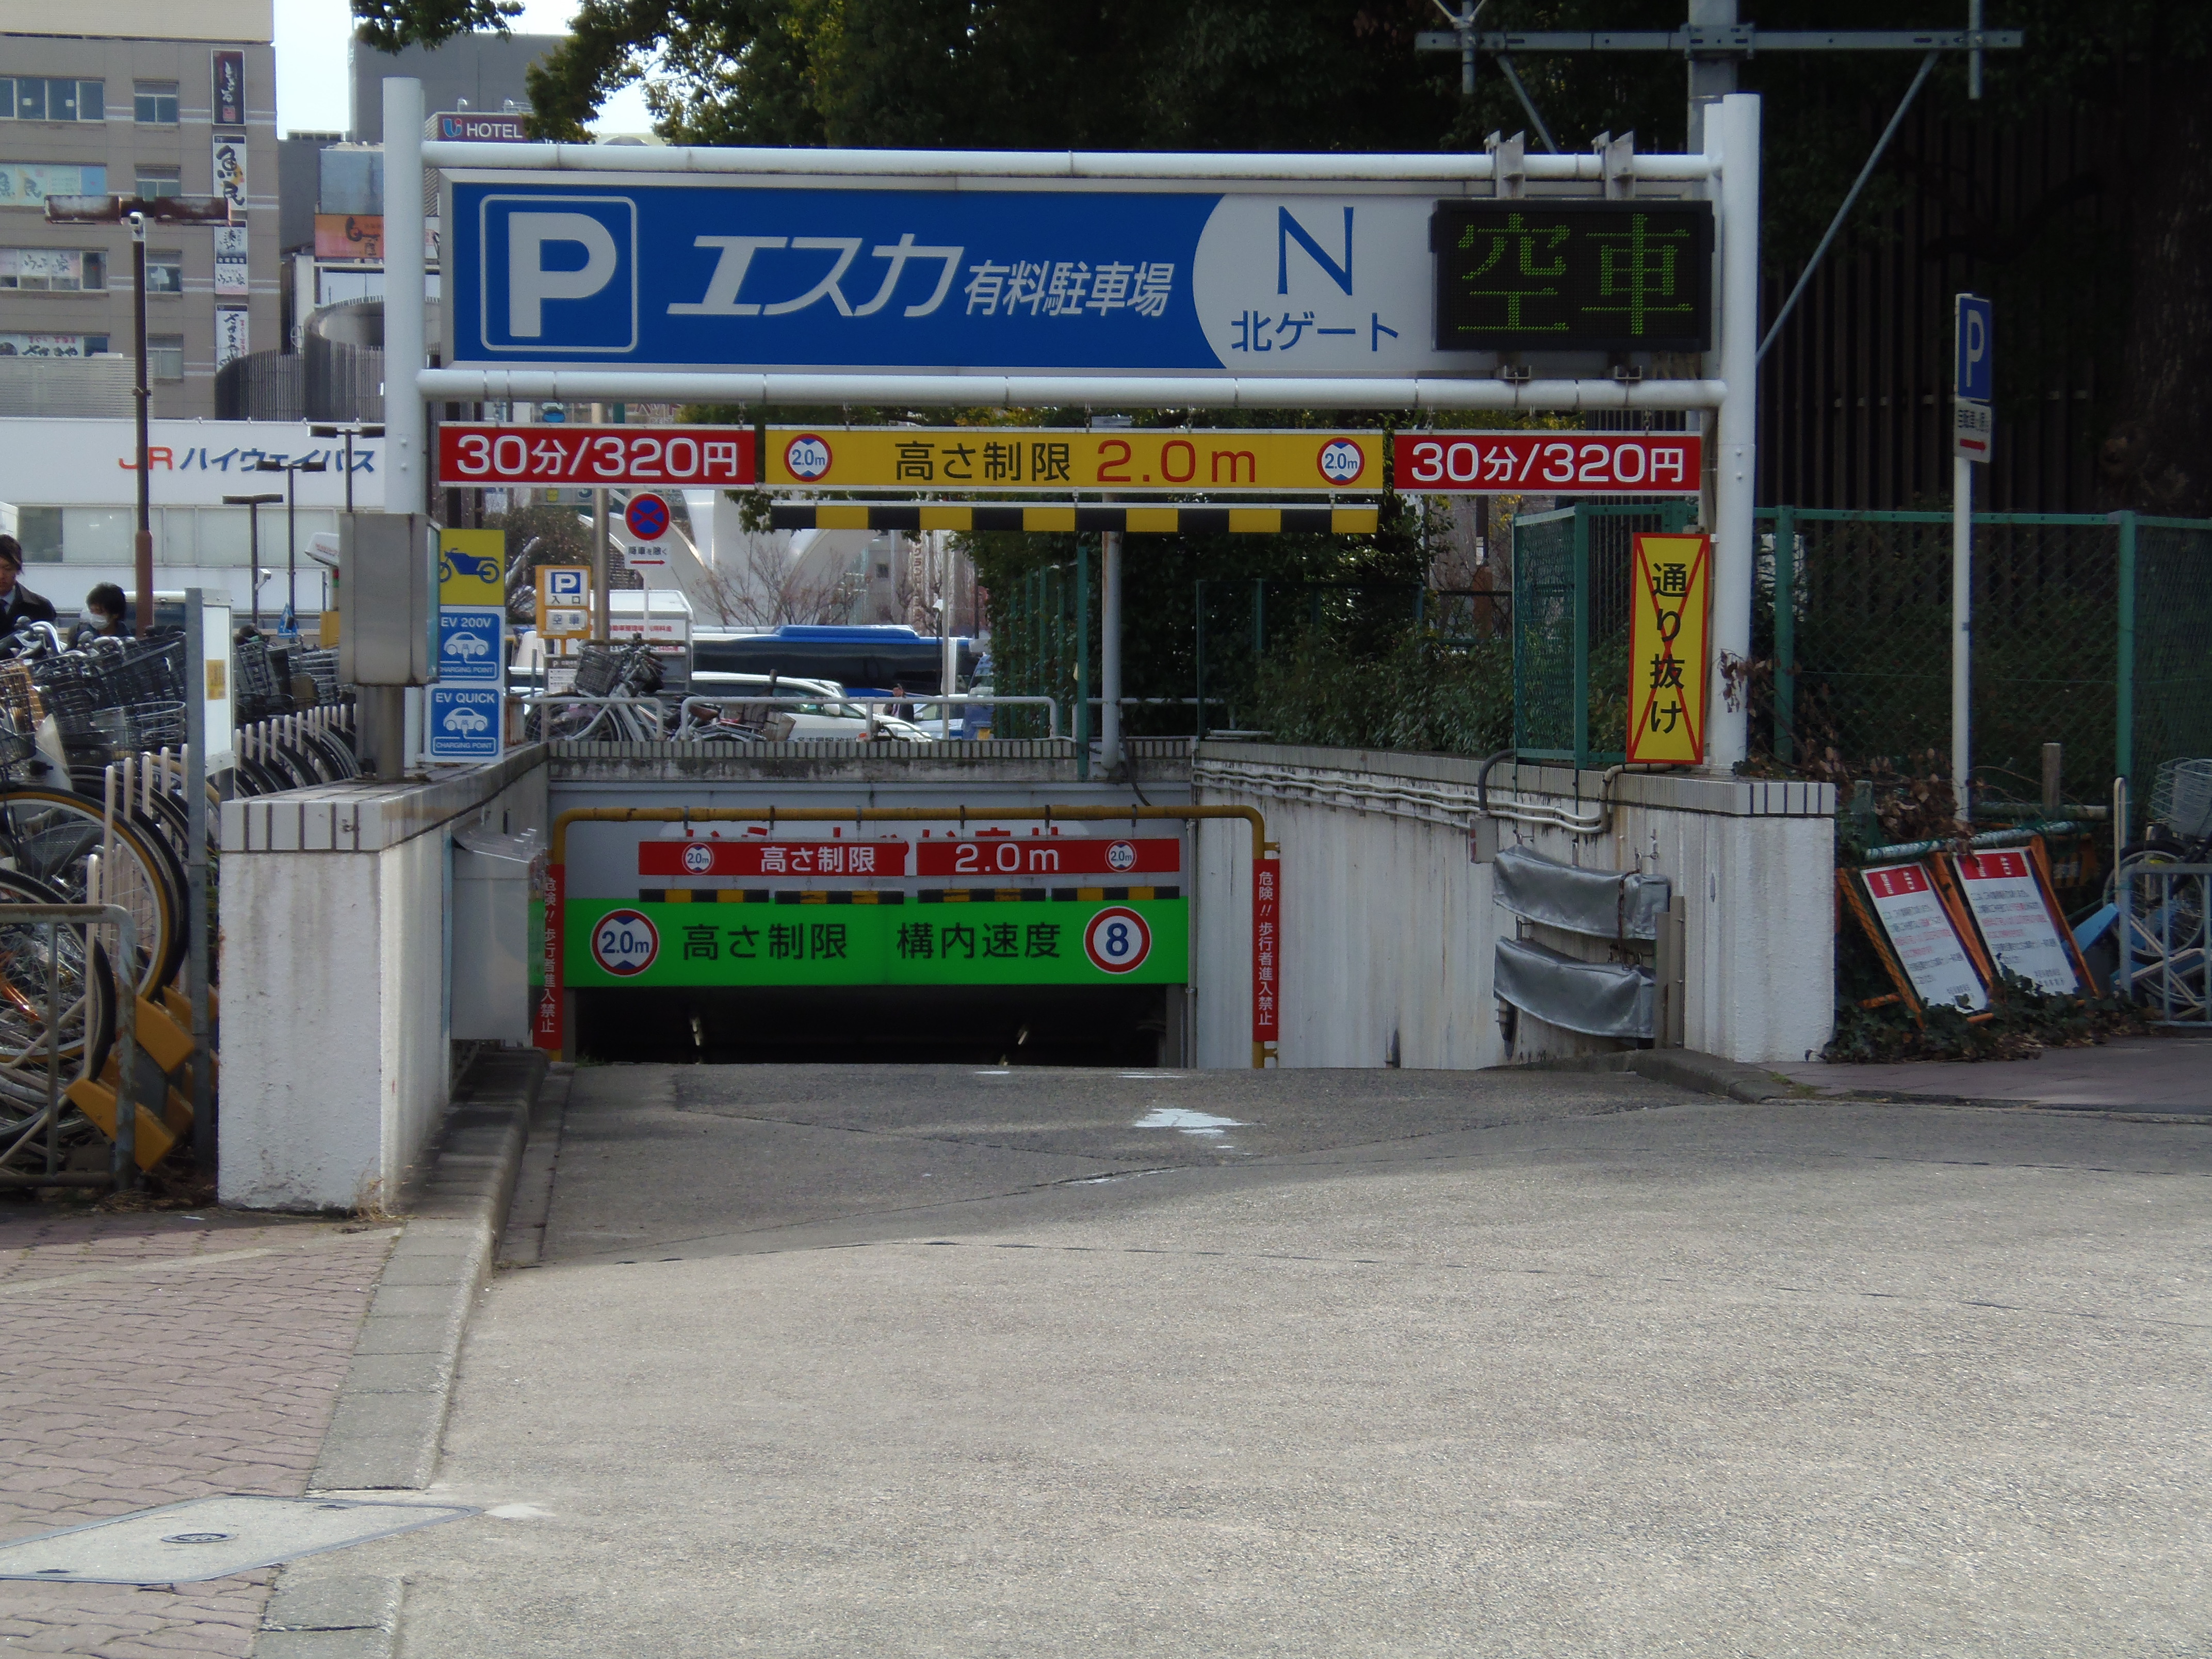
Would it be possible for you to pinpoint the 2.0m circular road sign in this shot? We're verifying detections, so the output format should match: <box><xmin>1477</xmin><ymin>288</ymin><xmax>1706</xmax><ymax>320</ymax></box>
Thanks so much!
<box><xmin>591</xmin><ymin>908</ymin><xmax>660</xmax><ymax>977</ymax></box>
<box><xmin>623</xmin><ymin>492</ymin><xmax>671</xmax><ymax>541</ymax></box>
<box><xmin>1084</xmin><ymin>906</ymin><xmax>1152</xmax><ymax>974</ymax></box>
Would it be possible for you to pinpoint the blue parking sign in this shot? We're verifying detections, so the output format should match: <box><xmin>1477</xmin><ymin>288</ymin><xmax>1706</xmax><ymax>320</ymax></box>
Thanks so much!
<box><xmin>1954</xmin><ymin>294</ymin><xmax>1993</xmax><ymax>403</ymax></box>
<box><xmin>428</xmin><ymin>687</ymin><xmax>502</xmax><ymax>761</ymax></box>
<box><xmin>437</xmin><ymin>606</ymin><xmax>506</xmax><ymax>685</ymax></box>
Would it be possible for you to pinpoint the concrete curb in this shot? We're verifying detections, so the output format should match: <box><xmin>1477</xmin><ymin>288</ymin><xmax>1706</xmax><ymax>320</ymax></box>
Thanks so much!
<box><xmin>309</xmin><ymin>1048</ymin><xmax>548</xmax><ymax>1492</ymax></box>
<box><xmin>1527</xmin><ymin>1048</ymin><xmax>1793</xmax><ymax>1104</ymax></box>
<box><xmin>255</xmin><ymin>1573</ymin><xmax>402</xmax><ymax>1659</ymax></box>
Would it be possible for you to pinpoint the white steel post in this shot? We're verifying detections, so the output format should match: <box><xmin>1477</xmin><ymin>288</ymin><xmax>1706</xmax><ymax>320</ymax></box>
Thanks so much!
<box><xmin>1705</xmin><ymin>91</ymin><xmax>1760</xmax><ymax>772</ymax></box>
<box><xmin>372</xmin><ymin>76</ymin><xmax>425</xmax><ymax>777</ymax></box>
<box><xmin>382</xmin><ymin>77</ymin><xmax>424</xmax><ymax>516</ymax></box>
<box><xmin>1099</xmin><ymin>529</ymin><xmax>1123</xmax><ymax>771</ymax></box>
<box><xmin>1952</xmin><ymin>454</ymin><xmax>1972</xmax><ymax>808</ymax></box>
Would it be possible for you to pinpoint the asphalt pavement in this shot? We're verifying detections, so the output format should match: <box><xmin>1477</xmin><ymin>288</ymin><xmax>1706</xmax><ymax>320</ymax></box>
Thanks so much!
<box><xmin>340</xmin><ymin>1063</ymin><xmax>2211</xmax><ymax>1657</ymax></box>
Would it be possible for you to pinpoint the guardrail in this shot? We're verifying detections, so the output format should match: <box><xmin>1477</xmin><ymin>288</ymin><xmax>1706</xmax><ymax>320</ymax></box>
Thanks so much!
<box><xmin>0</xmin><ymin>904</ymin><xmax>141</xmax><ymax>1193</ymax></box>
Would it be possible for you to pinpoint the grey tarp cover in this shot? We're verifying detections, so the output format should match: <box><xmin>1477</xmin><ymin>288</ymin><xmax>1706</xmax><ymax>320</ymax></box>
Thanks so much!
<box><xmin>1493</xmin><ymin>936</ymin><xmax>1656</xmax><ymax>1039</ymax></box>
<box><xmin>1492</xmin><ymin>844</ymin><xmax>1672</xmax><ymax>940</ymax></box>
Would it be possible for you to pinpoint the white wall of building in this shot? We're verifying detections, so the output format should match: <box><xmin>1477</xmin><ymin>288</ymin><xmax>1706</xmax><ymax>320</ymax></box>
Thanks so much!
<box><xmin>0</xmin><ymin>415</ymin><xmax>380</xmax><ymax>615</ymax></box>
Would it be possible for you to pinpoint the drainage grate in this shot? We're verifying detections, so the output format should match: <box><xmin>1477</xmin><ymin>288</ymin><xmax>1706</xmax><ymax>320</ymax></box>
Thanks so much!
<box><xmin>0</xmin><ymin>1495</ymin><xmax>477</xmax><ymax>1584</ymax></box>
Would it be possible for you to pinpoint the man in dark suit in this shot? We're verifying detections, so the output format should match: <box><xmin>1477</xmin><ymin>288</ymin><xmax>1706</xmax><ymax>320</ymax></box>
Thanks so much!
<box><xmin>0</xmin><ymin>536</ymin><xmax>57</xmax><ymax>635</ymax></box>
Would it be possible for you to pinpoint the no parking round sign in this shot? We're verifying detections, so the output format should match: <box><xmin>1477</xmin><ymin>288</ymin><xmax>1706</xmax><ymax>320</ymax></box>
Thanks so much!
<box><xmin>623</xmin><ymin>492</ymin><xmax>671</xmax><ymax>541</ymax></box>
<box><xmin>1083</xmin><ymin>906</ymin><xmax>1152</xmax><ymax>974</ymax></box>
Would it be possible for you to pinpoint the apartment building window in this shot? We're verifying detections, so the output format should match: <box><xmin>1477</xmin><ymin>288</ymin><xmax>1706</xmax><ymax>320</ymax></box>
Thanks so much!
<box><xmin>134</xmin><ymin>166</ymin><xmax>180</xmax><ymax>200</ymax></box>
<box><xmin>148</xmin><ymin>335</ymin><xmax>183</xmax><ymax>381</ymax></box>
<box><xmin>0</xmin><ymin>249</ymin><xmax>103</xmax><ymax>290</ymax></box>
<box><xmin>145</xmin><ymin>248</ymin><xmax>182</xmax><ymax>294</ymax></box>
<box><xmin>132</xmin><ymin>82</ymin><xmax>178</xmax><ymax>125</ymax></box>
<box><xmin>0</xmin><ymin>78</ymin><xmax>104</xmax><ymax>123</ymax></box>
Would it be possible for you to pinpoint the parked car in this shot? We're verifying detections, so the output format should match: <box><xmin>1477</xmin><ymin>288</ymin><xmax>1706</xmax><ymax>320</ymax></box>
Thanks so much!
<box><xmin>685</xmin><ymin>672</ymin><xmax>936</xmax><ymax>743</ymax></box>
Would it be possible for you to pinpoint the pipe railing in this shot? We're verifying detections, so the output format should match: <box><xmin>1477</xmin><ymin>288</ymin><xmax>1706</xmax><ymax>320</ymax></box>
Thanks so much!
<box><xmin>676</xmin><ymin>693</ymin><xmax>1063</xmax><ymax>741</ymax></box>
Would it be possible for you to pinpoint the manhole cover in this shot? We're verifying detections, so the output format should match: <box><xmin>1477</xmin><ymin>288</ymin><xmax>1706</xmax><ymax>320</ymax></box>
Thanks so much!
<box><xmin>0</xmin><ymin>1495</ymin><xmax>477</xmax><ymax>1584</ymax></box>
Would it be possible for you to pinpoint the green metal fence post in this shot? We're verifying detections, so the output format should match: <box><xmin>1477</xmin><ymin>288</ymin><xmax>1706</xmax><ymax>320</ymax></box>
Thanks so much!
<box><xmin>1572</xmin><ymin>506</ymin><xmax>1591</xmax><ymax>770</ymax></box>
<box><xmin>1076</xmin><ymin>540</ymin><xmax>1091</xmax><ymax>780</ymax></box>
<box><xmin>1774</xmin><ymin>504</ymin><xmax>1797</xmax><ymax>763</ymax></box>
<box><xmin>1194</xmin><ymin>578</ymin><xmax>1207</xmax><ymax>740</ymax></box>
<box><xmin>1253</xmin><ymin>577</ymin><xmax>1265</xmax><ymax>664</ymax></box>
<box><xmin>2115</xmin><ymin>509</ymin><xmax>2137</xmax><ymax>820</ymax></box>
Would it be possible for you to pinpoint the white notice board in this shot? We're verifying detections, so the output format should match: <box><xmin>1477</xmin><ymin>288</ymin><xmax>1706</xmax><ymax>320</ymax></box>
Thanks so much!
<box><xmin>1861</xmin><ymin>862</ymin><xmax>1988</xmax><ymax>1013</ymax></box>
<box><xmin>1951</xmin><ymin>848</ymin><xmax>2082</xmax><ymax>996</ymax></box>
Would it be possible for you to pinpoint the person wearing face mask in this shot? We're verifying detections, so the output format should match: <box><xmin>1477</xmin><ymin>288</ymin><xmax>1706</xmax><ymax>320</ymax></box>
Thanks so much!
<box><xmin>0</xmin><ymin>536</ymin><xmax>57</xmax><ymax>636</ymax></box>
<box><xmin>73</xmin><ymin>582</ymin><xmax>126</xmax><ymax>646</ymax></box>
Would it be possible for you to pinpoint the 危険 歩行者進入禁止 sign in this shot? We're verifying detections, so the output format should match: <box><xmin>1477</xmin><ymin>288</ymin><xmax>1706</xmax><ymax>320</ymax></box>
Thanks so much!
<box><xmin>438</xmin><ymin>174</ymin><xmax>1709</xmax><ymax>378</ymax></box>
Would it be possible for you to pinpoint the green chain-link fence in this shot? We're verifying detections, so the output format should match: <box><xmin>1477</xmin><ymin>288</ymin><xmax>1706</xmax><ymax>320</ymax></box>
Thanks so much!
<box><xmin>1509</xmin><ymin>502</ymin><xmax>2212</xmax><ymax>825</ymax></box>
<box><xmin>990</xmin><ymin>568</ymin><xmax>1509</xmax><ymax>751</ymax></box>
<box><xmin>1762</xmin><ymin>508</ymin><xmax>2212</xmax><ymax>817</ymax></box>
<box><xmin>1511</xmin><ymin>501</ymin><xmax>1698</xmax><ymax>766</ymax></box>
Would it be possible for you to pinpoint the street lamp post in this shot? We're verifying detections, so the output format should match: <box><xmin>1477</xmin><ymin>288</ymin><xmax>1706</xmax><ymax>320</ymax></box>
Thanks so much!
<box><xmin>220</xmin><ymin>491</ymin><xmax>282</xmax><ymax>629</ymax></box>
<box><xmin>308</xmin><ymin>422</ymin><xmax>384</xmax><ymax>514</ymax></box>
<box><xmin>44</xmin><ymin>191</ymin><xmax>234</xmax><ymax>638</ymax></box>
<box><xmin>254</xmin><ymin>456</ymin><xmax>328</xmax><ymax>637</ymax></box>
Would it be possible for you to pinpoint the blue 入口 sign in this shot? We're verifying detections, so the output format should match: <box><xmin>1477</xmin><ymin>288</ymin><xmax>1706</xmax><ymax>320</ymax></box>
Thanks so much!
<box><xmin>1954</xmin><ymin>294</ymin><xmax>1993</xmax><ymax>403</ymax></box>
<box><xmin>444</xmin><ymin>180</ymin><xmax>1466</xmax><ymax>378</ymax></box>
<box><xmin>427</xmin><ymin>686</ymin><xmax>501</xmax><ymax>761</ymax></box>
<box><xmin>437</xmin><ymin>606</ymin><xmax>505</xmax><ymax>685</ymax></box>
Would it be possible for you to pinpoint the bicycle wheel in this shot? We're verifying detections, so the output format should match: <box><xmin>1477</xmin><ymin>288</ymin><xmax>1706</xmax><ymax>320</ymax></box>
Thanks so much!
<box><xmin>0</xmin><ymin>786</ymin><xmax>176</xmax><ymax>1002</ymax></box>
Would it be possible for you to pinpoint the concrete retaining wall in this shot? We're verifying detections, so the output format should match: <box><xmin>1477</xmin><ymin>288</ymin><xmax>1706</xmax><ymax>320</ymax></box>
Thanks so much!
<box><xmin>1190</xmin><ymin>745</ymin><xmax>1834</xmax><ymax>1069</ymax></box>
<box><xmin>219</xmin><ymin>750</ymin><xmax>549</xmax><ymax>1211</ymax></box>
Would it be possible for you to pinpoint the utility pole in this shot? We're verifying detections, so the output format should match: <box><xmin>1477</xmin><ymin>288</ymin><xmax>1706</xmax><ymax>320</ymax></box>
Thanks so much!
<box><xmin>1685</xmin><ymin>0</ymin><xmax>1738</xmax><ymax>150</ymax></box>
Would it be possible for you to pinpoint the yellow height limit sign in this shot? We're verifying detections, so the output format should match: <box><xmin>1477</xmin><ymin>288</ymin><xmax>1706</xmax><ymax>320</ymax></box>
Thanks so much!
<box><xmin>1627</xmin><ymin>532</ymin><xmax>1713</xmax><ymax>766</ymax></box>
<box><xmin>763</xmin><ymin>428</ymin><xmax>1380</xmax><ymax>493</ymax></box>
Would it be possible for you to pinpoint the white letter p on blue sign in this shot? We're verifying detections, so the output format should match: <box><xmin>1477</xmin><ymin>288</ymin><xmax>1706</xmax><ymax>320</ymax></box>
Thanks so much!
<box><xmin>484</xmin><ymin>195</ymin><xmax>637</xmax><ymax>353</ymax></box>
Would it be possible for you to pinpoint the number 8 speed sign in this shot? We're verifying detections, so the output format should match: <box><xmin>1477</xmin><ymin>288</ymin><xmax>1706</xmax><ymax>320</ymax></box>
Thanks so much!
<box><xmin>1084</xmin><ymin>906</ymin><xmax>1152</xmax><ymax>974</ymax></box>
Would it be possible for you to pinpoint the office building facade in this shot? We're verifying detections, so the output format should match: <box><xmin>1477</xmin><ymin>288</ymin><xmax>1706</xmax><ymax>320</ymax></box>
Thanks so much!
<box><xmin>0</xmin><ymin>0</ymin><xmax>278</xmax><ymax>418</ymax></box>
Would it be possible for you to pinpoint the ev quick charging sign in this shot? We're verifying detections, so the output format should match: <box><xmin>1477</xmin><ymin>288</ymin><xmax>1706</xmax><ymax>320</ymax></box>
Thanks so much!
<box><xmin>429</xmin><ymin>528</ymin><xmax>506</xmax><ymax>762</ymax></box>
<box><xmin>445</xmin><ymin>176</ymin><xmax>1499</xmax><ymax>378</ymax></box>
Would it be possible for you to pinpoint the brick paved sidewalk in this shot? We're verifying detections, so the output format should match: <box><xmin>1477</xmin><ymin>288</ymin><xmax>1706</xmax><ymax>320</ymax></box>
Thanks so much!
<box><xmin>0</xmin><ymin>1199</ymin><xmax>396</xmax><ymax>1658</ymax></box>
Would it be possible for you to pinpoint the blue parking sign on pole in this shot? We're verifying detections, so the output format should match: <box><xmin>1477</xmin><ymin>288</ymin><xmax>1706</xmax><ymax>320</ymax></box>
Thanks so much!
<box><xmin>427</xmin><ymin>686</ymin><xmax>502</xmax><ymax>760</ymax></box>
<box><xmin>1954</xmin><ymin>294</ymin><xmax>1993</xmax><ymax>402</ymax></box>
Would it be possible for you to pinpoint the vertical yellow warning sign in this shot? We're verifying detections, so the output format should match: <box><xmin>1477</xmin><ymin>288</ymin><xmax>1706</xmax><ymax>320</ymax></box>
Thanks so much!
<box><xmin>1626</xmin><ymin>532</ymin><xmax>1712</xmax><ymax>765</ymax></box>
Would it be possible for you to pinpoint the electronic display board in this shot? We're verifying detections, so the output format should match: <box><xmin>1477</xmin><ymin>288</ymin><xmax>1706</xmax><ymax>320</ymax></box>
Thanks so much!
<box><xmin>1430</xmin><ymin>201</ymin><xmax>1714</xmax><ymax>353</ymax></box>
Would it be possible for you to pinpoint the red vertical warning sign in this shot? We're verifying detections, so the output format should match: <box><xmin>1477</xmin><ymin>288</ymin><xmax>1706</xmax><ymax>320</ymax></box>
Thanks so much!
<box><xmin>534</xmin><ymin>861</ymin><xmax>565</xmax><ymax>1053</ymax></box>
<box><xmin>1253</xmin><ymin>858</ymin><xmax>1280</xmax><ymax>1049</ymax></box>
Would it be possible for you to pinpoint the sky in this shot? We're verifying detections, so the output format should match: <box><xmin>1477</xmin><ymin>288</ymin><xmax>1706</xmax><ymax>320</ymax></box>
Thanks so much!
<box><xmin>272</xmin><ymin>0</ymin><xmax>657</xmax><ymax>137</ymax></box>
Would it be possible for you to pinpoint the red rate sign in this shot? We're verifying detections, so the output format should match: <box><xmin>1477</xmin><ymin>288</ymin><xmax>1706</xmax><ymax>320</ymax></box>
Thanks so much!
<box><xmin>1393</xmin><ymin>431</ymin><xmax>1702</xmax><ymax>494</ymax></box>
<box><xmin>439</xmin><ymin>424</ymin><xmax>757</xmax><ymax>487</ymax></box>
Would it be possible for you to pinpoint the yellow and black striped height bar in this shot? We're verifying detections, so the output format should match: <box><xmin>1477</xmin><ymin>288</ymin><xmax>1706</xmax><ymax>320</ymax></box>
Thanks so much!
<box><xmin>767</xmin><ymin>503</ymin><xmax>1380</xmax><ymax>534</ymax></box>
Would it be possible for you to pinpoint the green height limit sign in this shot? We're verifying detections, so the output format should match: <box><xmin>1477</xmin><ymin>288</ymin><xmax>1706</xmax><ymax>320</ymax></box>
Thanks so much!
<box><xmin>1430</xmin><ymin>201</ymin><xmax>1713</xmax><ymax>353</ymax></box>
<box><xmin>561</xmin><ymin>898</ymin><xmax>1189</xmax><ymax>989</ymax></box>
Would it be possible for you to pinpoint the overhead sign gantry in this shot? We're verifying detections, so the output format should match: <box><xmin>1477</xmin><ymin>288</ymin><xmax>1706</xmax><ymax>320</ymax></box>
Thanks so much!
<box><xmin>382</xmin><ymin>77</ymin><xmax>1762</xmax><ymax>770</ymax></box>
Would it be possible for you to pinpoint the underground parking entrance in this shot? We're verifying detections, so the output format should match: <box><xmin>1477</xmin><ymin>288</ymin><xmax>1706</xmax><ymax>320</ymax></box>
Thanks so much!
<box><xmin>573</xmin><ymin>983</ymin><xmax>1183</xmax><ymax>1066</ymax></box>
